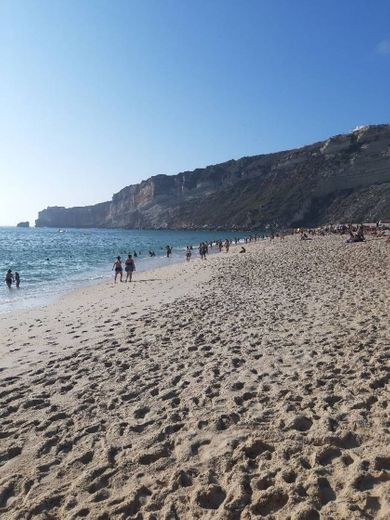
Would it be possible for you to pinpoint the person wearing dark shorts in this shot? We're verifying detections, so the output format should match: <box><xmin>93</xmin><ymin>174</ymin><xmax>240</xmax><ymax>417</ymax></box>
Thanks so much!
<box><xmin>112</xmin><ymin>256</ymin><xmax>123</xmax><ymax>283</ymax></box>
<box><xmin>125</xmin><ymin>254</ymin><xmax>135</xmax><ymax>282</ymax></box>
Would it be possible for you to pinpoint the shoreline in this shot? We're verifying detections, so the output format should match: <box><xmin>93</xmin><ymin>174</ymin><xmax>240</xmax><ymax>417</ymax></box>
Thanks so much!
<box><xmin>0</xmin><ymin>249</ymin><xmax>210</xmax><ymax>371</ymax></box>
<box><xmin>2</xmin><ymin>224</ymin><xmax>387</xmax><ymax>317</ymax></box>
<box><xmin>0</xmin><ymin>240</ymin><xmax>250</xmax><ymax>372</ymax></box>
<box><xmin>0</xmin><ymin>228</ymin><xmax>250</xmax><ymax>317</ymax></box>
<box><xmin>0</xmin><ymin>235</ymin><xmax>389</xmax><ymax>519</ymax></box>
<box><xmin>0</xmin><ymin>241</ymin><xmax>236</xmax><ymax>318</ymax></box>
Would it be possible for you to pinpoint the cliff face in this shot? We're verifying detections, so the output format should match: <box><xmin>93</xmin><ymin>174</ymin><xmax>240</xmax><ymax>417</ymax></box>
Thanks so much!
<box><xmin>35</xmin><ymin>125</ymin><xmax>390</xmax><ymax>229</ymax></box>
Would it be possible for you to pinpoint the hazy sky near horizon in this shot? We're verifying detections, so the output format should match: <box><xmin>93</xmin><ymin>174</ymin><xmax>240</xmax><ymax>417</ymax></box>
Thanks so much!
<box><xmin>1</xmin><ymin>0</ymin><xmax>390</xmax><ymax>225</ymax></box>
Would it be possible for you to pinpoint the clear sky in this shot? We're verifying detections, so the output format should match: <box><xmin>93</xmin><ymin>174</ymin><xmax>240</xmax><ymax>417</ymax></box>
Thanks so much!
<box><xmin>1</xmin><ymin>0</ymin><xmax>389</xmax><ymax>225</ymax></box>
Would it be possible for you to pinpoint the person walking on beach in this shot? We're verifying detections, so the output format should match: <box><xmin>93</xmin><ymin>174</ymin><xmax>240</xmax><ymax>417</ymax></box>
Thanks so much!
<box><xmin>166</xmin><ymin>245</ymin><xmax>172</xmax><ymax>258</ymax></box>
<box><xmin>186</xmin><ymin>246</ymin><xmax>192</xmax><ymax>261</ymax></box>
<box><xmin>113</xmin><ymin>256</ymin><xmax>123</xmax><ymax>283</ymax></box>
<box><xmin>125</xmin><ymin>254</ymin><xmax>135</xmax><ymax>282</ymax></box>
<box><xmin>15</xmin><ymin>272</ymin><xmax>20</xmax><ymax>288</ymax></box>
<box><xmin>224</xmin><ymin>239</ymin><xmax>230</xmax><ymax>252</ymax></box>
<box><xmin>5</xmin><ymin>269</ymin><xmax>14</xmax><ymax>288</ymax></box>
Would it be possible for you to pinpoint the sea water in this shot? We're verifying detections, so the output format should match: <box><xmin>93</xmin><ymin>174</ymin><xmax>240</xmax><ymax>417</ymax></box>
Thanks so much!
<box><xmin>0</xmin><ymin>227</ymin><xmax>245</xmax><ymax>314</ymax></box>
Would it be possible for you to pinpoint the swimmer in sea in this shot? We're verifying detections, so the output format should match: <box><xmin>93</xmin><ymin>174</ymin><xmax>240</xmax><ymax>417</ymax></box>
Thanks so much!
<box><xmin>5</xmin><ymin>269</ymin><xmax>14</xmax><ymax>288</ymax></box>
<box><xmin>15</xmin><ymin>272</ymin><xmax>20</xmax><ymax>288</ymax></box>
<box><xmin>112</xmin><ymin>256</ymin><xmax>123</xmax><ymax>283</ymax></box>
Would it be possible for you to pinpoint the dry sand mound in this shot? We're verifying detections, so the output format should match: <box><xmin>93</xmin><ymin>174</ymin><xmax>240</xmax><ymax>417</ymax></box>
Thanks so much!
<box><xmin>0</xmin><ymin>236</ymin><xmax>389</xmax><ymax>519</ymax></box>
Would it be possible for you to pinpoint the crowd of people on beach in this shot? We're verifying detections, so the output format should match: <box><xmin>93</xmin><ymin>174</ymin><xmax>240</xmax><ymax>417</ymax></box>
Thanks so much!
<box><xmin>110</xmin><ymin>236</ymin><xmax>252</xmax><ymax>282</ymax></box>
<box><xmin>296</xmin><ymin>221</ymin><xmax>390</xmax><ymax>243</ymax></box>
<box><xmin>109</xmin><ymin>230</ymin><xmax>317</xmax><ymax>283</ymax></box>
<box><xmin>94</xmin><ymin>222</ymin><xmax>390</xmax><ymax>285</ymax></box>
<box><xmin>5</xmin><ymin>223</ymin><xmax>389</xmax><ymax>289</ymax></box>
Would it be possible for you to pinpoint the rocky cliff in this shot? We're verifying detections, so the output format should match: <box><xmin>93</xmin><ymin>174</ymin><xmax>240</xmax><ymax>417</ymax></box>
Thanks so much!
<box><xmin>35</xmin><ymin>125</ymin><xmax>390</xmax><ymax>229</ymax></box>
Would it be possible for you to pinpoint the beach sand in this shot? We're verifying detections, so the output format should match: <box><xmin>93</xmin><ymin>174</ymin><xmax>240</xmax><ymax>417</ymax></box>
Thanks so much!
<box><xmin>0</xmin><ymin>236</ymin><xmax>389</xmax><ymax>519</ymax></box>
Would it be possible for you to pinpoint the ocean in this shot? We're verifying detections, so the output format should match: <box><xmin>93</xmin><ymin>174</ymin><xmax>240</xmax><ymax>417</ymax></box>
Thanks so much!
<box><xmin>0</xmin><ymin>227</ymin><xmax>245</xmax><ymax>314</ymax></box>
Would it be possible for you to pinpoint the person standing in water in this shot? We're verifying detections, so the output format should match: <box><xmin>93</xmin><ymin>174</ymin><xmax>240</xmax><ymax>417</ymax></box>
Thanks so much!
<box><xmin>5</xmin><ymin>269</ymin><xmax>14</xmax><ymax>288</ymax></box>
<box><xmin>15</xmin><ymin>272</ymin><xmax>20</xmax><ymax>288</ymax></box>
<box><xmin>125</xmin><ymin>254</ymin><xmax>135</xmax><ymax>282</ymax></box>
<box><xmin>186</xmin><ymin>246</ymin><xmax>192</xmax><ymax>261</ymax></box>
<box><xmin>112</xmin><ymin>256</ymin><xmax>123</xmax><ymax>283</ymax></box>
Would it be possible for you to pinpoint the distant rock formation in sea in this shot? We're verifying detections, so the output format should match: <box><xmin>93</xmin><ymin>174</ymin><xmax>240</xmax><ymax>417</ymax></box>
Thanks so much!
<box><xmin>35</xmin><ymin>124</ymin><xmax>390</xmax><ymax>230</ymax></box>
<box><xmin>17</xmin><ymin>221</ymin><xmax>30</xmax><ymax>228</ymax></box>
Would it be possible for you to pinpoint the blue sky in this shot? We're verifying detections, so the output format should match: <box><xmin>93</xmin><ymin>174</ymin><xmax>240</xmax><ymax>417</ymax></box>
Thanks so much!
<box><xmin>0</xmin><ymin>0</ymin><xmax>389</xmax><ymax>225</ymax></box>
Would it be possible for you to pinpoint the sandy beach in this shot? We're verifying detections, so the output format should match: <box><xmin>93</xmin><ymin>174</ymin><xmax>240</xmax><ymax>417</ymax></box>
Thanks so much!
<box><xmin>0</xmin><ymin>235</ymin><xmax>389</xmax><ymax>519</ymax></box>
